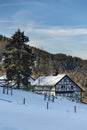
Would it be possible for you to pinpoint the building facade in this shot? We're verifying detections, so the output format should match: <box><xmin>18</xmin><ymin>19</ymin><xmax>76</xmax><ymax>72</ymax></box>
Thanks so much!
<box><xmin>55</xmin><ymin>75</ymin><xmax>83</xmax><ymax>102</ymax></box>
<box><xmin>32</xmin><ymin>74</ymin><xmax>83</xmax><ymax>102</ymax></box>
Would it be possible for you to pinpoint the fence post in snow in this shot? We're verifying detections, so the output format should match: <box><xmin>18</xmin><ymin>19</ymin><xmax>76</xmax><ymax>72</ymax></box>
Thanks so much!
<box><xmin>52</xmin><ymin>95</ymin><xmax>54</xmax><ymax>102</ymax></box>
<box><xmin>3</xmin><ymin>86</ymin><xmax>5</xmax><ymax>94</ymax></box>
<box><xmin>47</xmin><ymin>101</ymin><xmax>49</xmax><ymax>109</ymax></box>
<box><xmin>7</xmin><ymin>86</ymin><xmax>8</xmax><ymax>95</ymax></box>
<box><xmin>23</xmin><ymin>98</ymin><xmax>25</xmax><ymax>105</ymax></box>
<box><xmin>74</xmin><ymin>105</ymin><xmax>76</xmax><ymax>113</ymax></box>
<box><xmin>48</xmin><ymin>96</ymin><xmax>50</xmax><ymax>101</ymax></box>
<box><xmin>44</xmin><ymin>93</ymin><xmax>46</xmax><ymax>100</ymax></box>
<box><xmin>11</xmin><ymin>87</ymin><xmax>13</xmax><ymax>95</ymax></box>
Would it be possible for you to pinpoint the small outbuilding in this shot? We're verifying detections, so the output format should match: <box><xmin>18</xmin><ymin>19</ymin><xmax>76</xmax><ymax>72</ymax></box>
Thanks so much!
<box><xmin>0</xmin><ymin>75</ymin><xmax>35</xmax><ymax>88</ymax></box>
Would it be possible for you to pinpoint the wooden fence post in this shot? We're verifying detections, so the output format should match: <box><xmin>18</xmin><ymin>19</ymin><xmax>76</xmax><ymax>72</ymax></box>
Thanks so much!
<box><xmin>47</xmin><ymin>101</ymin><xmax>49</xmax><ymax>109</ymax></box>
<box><xmin>11</xmin><ymin>88</ymin><xmax>13</xmax><ymax>95</ymax></box>
<box><xmin>7</xmin><ymin>86</ymin><xmax>8</xmax><ymax>95</ymax></box>
<box><xmin>74</xmin><ymin>105</ymin><xmax>76</xmax><ymax>113</ymax></box>
<box><xmin>44</xmin><ymin>94</ymin><xmax>46</xmax><ymax>100</ymax></box>
<box><xmin>23</xmin><ymin>98</ymin><xmax>25</xmax><ymax>105</ymax></box>
<box><xmin>3</xmin><ymin>86</ymin><xmax>5</xmax><ymax>94</ymax></box>
<box><xmin>52</xmin><ymin>95</ymin><xmax>54</xmax><ymax>102</ymax></box>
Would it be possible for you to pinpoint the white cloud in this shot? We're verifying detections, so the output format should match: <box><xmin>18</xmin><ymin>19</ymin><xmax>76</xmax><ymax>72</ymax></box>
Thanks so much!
<box><xmin>71</xmin><ymin>50</ymin><xmax>87</xmax><ymax>59</ymax></box>
<box><xmin>26</xmin><ymin>25</ymin><xmax>87</xmax><ymax>59</ymax></box>
<box><xmin>5</xmin><ymin>20</ymin><xmax>87</xmax><ymax>59</ymax></box>
<box><xmin>0</xmin><ymin>19</ymin><xmax>11</xmax><ymax>23</ymax></box>
<box><xmin>0</xmin><ymin>3</ymin><xmax>17</xmax><ymax>7</ymax></box>
<box><xmin>0</xmin><ymin>1</ymin><xmax>27</xmax><ymax>7</ymax></box>
<box><xmin>28</xmin><ymin>27</ymin><xmax>87</xmax><ymax>36</ymax></box>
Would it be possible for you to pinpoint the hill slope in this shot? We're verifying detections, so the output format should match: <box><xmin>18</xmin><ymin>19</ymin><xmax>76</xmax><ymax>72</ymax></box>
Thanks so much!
<box><xmin>0</xmin><ymin>34</ymin><xmax>87</xmax><ymax>87</ymax></box>
<box><xmin>31</xmin><ymin>47</ymin><xmax>87</xmax><ymax>87</ymax></box>
<box><xmin>0</xmin><ymin>87</ymin><xmax>87</xmax><ymax>130</ymax></box>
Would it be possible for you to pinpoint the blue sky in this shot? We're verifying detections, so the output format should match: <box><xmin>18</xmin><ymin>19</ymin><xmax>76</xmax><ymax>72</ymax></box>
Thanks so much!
<box><xmin>0</xmin><ymin>0</ymin><xmax>87</xmax><ymax>59</ymax></box>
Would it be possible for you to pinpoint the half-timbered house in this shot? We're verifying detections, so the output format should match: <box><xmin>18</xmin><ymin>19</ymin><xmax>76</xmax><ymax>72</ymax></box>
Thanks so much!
<box><xmin>32</xmin><ymin>74</ymin><xmax>83</xmax><ymax>102</ymax></box>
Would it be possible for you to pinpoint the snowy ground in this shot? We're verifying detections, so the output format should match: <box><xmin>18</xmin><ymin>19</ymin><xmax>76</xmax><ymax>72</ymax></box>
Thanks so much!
<box><xmin>0</xmin><ymin>87</ymin><xmax>87</xmax><ymax>130</ymax></box>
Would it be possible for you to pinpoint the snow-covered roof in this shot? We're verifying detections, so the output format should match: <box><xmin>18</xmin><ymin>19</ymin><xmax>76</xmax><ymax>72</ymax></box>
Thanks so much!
<box><xmin>0</xmin><ymin>75</ymin><xmax>6</xmax><ymax>80</ymax></box>
<box><xmin>0</xmin><ymin>75</ymin><xmax>35</xmax><ymax>84</ymax></box>
<box><xmin>32</xmin><ymin>74</ymin><xmax>66</xmax><ymax>86</ymax></box>
<box><xmin>28</xmin><ymin>77</ymin><xmax>35</xmax><ymax>84</ymax></box>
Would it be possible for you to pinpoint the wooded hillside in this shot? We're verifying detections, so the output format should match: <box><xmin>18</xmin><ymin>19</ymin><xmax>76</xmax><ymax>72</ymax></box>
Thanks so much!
<box><xmin>31</xmin><ymin>47</ymin><xmax>87</xmax><ymax>87</ymax></box>
<box><xmin>0</xmin><ymin>34</ymin><xmax>87</xmax><ymax>87</ymax></box>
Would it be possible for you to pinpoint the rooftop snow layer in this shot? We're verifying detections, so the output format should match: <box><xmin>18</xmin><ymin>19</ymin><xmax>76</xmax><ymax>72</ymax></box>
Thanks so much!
<box><xmin>0</xmin><ymin>75</ymin><xmax>35</xmax><ymax>85</ymax></box>
<box><xmin>0</xmin><ymin>75</ymin><xmax>6</xmax><ymax>80</ymax></box>
<box><xmin>32</xmin><ymin>74</ymin><xmax>66</xmax><ymax>86</ymax></box>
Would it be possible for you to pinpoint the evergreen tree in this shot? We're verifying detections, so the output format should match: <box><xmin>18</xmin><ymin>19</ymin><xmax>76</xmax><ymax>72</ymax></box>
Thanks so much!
<box><xmin>3</xmin><ymin>29</ymin><xmax>35</xmax><ymax>89</ymax></box>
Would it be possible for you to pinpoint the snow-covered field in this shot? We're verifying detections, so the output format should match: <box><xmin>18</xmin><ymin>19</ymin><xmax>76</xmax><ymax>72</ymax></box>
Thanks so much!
<box><xmin>0</xmin><ymin>87</ymin><xmax>87</xmax><ymax>130</ymax></box>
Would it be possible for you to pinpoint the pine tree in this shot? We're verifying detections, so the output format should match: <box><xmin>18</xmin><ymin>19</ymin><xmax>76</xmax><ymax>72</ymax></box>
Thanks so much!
<box><xmin>3</xmin><ymin>29</ymin><xmax>35</xmax><ymax>89</ymax></box>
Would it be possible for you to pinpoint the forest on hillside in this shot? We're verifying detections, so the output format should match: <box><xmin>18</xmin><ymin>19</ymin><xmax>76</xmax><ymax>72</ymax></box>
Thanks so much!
<box><xmin>0</xmin><ymin>34</ymin><xmax>87</xmax><ymax>87</ymax></box>
<box><xmin>31</xmin><ymin>47</ymin><xmax>87</xmax><ymax>87</ymax></box>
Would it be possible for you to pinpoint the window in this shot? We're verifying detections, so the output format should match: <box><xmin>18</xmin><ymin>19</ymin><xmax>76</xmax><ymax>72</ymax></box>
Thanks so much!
<box><xmin>61</xmin><ymin>85</ymin><xmax>65</xmax><ymax>90</ymax></box>
<box><xmin>64</xmin><ymin>78</ymin><xmax>66</xmax><ymax>82</ymax></box>
<box><xmin>71</xmin><ymin>86</ymin><xmax>73</xmax><ymax>90</ymax></box>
